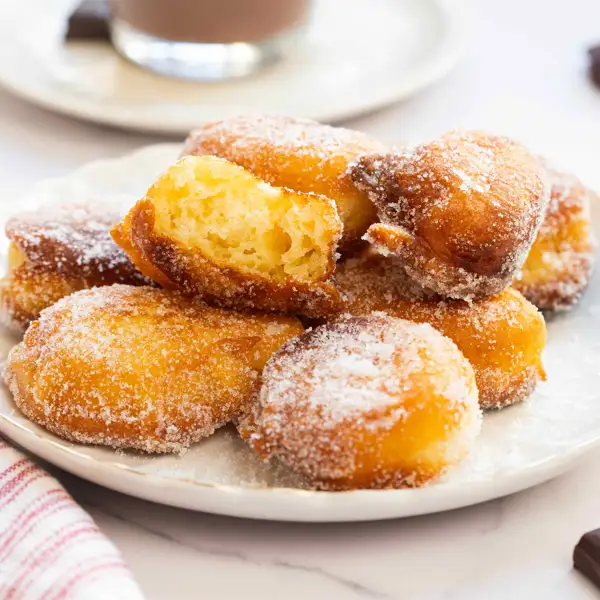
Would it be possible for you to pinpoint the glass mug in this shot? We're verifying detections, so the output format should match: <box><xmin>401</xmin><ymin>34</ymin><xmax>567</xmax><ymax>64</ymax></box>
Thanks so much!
<box><xmin>110</xmin><ymin>0</ymin><xmax>312</xmax><ymax>81</ymax></box>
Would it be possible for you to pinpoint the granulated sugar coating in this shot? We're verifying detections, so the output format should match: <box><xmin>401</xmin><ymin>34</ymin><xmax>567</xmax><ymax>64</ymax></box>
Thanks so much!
<box><xmin>181</xmin><ymin>114</ymin><xmax>387</xmax><ymax>251</ymax></box>
<box><xmin>250</xmin><ymin>313</ymin><xmax>481</xmax><ymax>490</ymax></box>
<box><xmin>6</xmin><ymin>202</ymin><xmax>150</xmax><ymax>286</ymax></box>
<box><xmin>513</xmin><ymin>167</ymin><xmax>597</xmax><ymax>311</ymax></box>
<box><xmin>0</xmin><ymin>262</ymin><xmax>85</xmax><ymax>333</ymax></box>
<box><xmin>0</xmin><ymin>202</ymin><xmax>153</xmax><ymax>331</ymax></box>
<box><xmin>350</xmin><ymin>130</ymin><xmax>550</xmax><ymax>300</ymax></box>
<box><xmin>334</xmin><ymin>251</ymin><xmax>547</xmax><ymax>410</ymax></box>
<box><xmin>3</xmin><ymin>285</ymin><xmax>303</xmax><ymax>453</ymax></box>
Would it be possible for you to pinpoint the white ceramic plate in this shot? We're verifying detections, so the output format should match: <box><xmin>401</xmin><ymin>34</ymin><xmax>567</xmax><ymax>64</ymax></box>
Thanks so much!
<box><xmin>0</xmin><ymin>143</ymin><xmax>599</xmax><ymax>523</ymax></box>
<box><xmin>0</xmin><ymin>0</ymin><xmax>468</xmax><ymax>134</ymax></box>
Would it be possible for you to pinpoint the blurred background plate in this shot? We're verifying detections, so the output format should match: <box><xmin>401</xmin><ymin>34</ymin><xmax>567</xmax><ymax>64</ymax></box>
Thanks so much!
<box><xmin>0</xmin><ymin>0</ymin><xmax>468</xmax><ymax>135</ymax></box>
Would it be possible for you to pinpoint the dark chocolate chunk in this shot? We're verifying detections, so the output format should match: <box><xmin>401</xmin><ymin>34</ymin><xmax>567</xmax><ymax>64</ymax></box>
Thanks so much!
<box><xmin>65</xmin><ymin>0</ymin><xmax>111</xmax><ymax>41</ymax></box>
<box><xmin>574</xmin><ymin>529</ymin><xmax>600</xmax><ymax>588</ymax></box>
<box><xmin>588</xmin><ymin>45</ymin><xmax>600</xmax><ymax>89</ymax></box>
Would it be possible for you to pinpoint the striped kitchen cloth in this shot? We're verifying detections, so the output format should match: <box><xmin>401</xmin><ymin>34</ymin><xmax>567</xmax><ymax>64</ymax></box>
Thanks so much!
<box><xmin>0</xmin><ymin>439</ymin><xmax>145</xmax><ymax>599</ymax></box>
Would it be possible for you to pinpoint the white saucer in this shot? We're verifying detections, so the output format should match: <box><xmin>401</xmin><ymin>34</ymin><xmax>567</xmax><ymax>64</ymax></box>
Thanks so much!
<box><xmin>0</xmin><ymin>0</ymin><xmax>468</xmax><ymax>134</ymax></box>
<box><xmin>0</xmin><ymin>144</ymin><xmax>599</xmax><ymax>522</ymax></box>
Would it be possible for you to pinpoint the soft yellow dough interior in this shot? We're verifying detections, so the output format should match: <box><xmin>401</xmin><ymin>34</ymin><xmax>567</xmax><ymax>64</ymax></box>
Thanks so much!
<box><xmin>149</xmin><ymin>156</ymin><xmax>340</xmax><ymax>282</ymax></box>
<box><xmin>8</xmin><ymin>243</ymin><xmax>26</xmax><ymax>271</ymax></box>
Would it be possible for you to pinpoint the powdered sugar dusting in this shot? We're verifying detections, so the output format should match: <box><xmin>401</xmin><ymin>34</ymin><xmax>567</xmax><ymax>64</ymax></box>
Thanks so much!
<box><xmin>0</xmin><ymin>264</ymin><xmax>86</xmax><ymax>333</ymax></box>
<box><xmin>182</xmin><ymin>114</ymin><xmax>383</xmax><ymax>170</ymax></box>
<box><xmin>181</xmin><ymin>114</ymin><xmax>386</xmax><ymax>248</ymax></box>
<box><xmin>350</xmin><ymin>130</ymin><xmax>550</xmax><ymax>300</ymax></box>
<box><xmin>334</xmin><ymin>250</ymin><xmax>546</xmax><ymax>409</ymax></box>
<box><xmin>251</xmin><ymin>313</ymin><xmax>481</xmax><ymax>489</ymax></box>
<box><xmin>3</xmin><ymin>285</ymin><xmax>303</xmax><ymax>454</ymax></box>
<box><xmin>6</xmin><ymin>202</ymin><xmax>150</xmax><ymax>286</ymax></box>
<box><xmin>302</xmin><ymin>327</ymin><xmax>408</xmax><ymax>419</ymax></box>
<box><xmin>0</xmin><ymin>143</ymin><xmax>596</xmax><ymax>510</ymax></box>
<box><xmin>513</xmin><ymin>167</ymin><xmax>597</xmax><ymax>310</ymax></box>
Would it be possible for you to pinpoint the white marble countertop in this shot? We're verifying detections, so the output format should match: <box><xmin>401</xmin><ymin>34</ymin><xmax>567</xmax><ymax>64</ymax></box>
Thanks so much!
<box><xmin>2</xmin><ymin>0</ymin><xmax>600</xmax><ymax>598</ymax></box>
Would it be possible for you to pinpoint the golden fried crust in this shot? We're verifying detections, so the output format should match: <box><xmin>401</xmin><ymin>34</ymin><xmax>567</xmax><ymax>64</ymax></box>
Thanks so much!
<box><xmin>249</xmin><ymin>314</ymin><xmax>481</xmax><ymax>490</ymax></box>
<box><xmin>111</xmin><ymin>220</ymin><xmax>174</xmax><ymax>289</ymax></box>
<box><xmin>0</xmin><ymin>262</ymin><xmax>86</xmax><ymax>333</ymax></box>
<box><xmin>334</xmin><ymin>251</ymin><xmax>547</xmax><ymax>410</ymax></box>
<box><xmin>181</xmin><ymin>114</ymin><xmax>387</xmax><ymax>251</ymax></box>
<box><xmin>4</xmin><ymin>285</ymin><xmax>304</xmax><ymax>453</ymax></box>
<box><xmin>0</xmin><ymin>203</ymin><xmax>152</xmax><ymax>332</ymax></box>
<box><xmin>112</xmin><ymin>157</ymin><xmax>345</xmax><ymax>318</ymax></box>
<box><xmin>121</xmin><ymin>199</ymin><xmax>343</xmax><ymax>317</ymax></box>
<box><xmin>6</xmin><ymin>203</ymin><xmax>151</xmax><ymax>286</ymax></box>
<box><xmin>513</xmin><ymin>169</ymin><xmax>596</xmax><ymax>310</ymax></box>
<box><xmin>350</xmin><ymin>130</ymin><xmax>549</xmax><ymax>300</ymax></box>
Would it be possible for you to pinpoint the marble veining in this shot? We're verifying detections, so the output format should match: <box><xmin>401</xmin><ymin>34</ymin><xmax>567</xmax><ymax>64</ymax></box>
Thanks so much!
<box><xmin>83</xmin><ymin>498</ymin><xmax>389</xmax><ymax>599</ymax></box>
<box><xmin>56</xmin><ymin>454</ymin><xmax>600</xmax><ymax>600</ymax></box>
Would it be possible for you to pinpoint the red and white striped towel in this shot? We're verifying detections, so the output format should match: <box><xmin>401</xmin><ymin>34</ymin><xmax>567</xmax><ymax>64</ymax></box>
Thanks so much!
<box><xmin>0</xmin><ymin>439</ymin><xmax>145</xmax><ymax>600</ymax></box>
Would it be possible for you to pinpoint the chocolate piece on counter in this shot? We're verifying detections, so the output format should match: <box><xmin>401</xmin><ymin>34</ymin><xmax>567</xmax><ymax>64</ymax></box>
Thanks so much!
<box><xmin>588</xmin><ymin>45</ymin><xmax>600</xmax><ymax>89</ymax></box>
<box><xmin>65</xmin><ymin>0</ymin><xmax>111</xmax><ymax>41</ymax></box>
<box><xmin>574</xmin><ymin>529</ymin><xmax>600</xmax><ymax>588</ymax></box>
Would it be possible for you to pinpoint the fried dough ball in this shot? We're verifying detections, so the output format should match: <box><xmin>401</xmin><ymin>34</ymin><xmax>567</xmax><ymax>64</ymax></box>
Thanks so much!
<box><xmin>181</xmin><ymin>114</ymin><xmax>387</xmax><ymax>251</ymax></box>
<box><xmin>4</xmin><ymin>285</ymin><xmax>304</xmax><ymax>453</ymax></box>
<box><xmin>0</xmin><ymin>265</ymin><xmax>77</xmax><ymax>334</ymax></box>
<box><xmin>0</xmin><ymin>203</ymin><xmax>150</xmax><ymax>332</ymax></box>
<box><xmin>513</xmin><ymin>168</ymin><xmax>596</xmax><ymax>310</ymax></box>
<box><xmin>335</xmin><ymin>251</ymin><xmax>547</xmax><ymax>409</ymax></box>
<box><xmin>350</xmin><ymin>130</ymin><xmax>549</xmax><ymax>300</ymax></box>
<box><xmin>112</xmin><ymin>155</ymin><xmax>344</xmax><ymax>318</ymax></box>
<box><xmin>248</xmin><ymin>313</ymin><xmax>481</xmax><ymax>490</ymax></box>
<box><xmin>0</xmin><ymin>246</ymin><xmax>83</xmax><ymax>332</ymax></box>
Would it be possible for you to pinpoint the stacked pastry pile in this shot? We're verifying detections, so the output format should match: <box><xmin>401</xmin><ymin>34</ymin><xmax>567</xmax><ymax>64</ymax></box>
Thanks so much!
<box><xmin>0</xmin><ymin>115</ymin><xmax>595</xmax><ymax>490</ymax></box>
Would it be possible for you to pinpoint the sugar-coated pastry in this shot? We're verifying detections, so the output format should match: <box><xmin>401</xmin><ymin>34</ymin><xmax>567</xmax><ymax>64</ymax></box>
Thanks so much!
<box><xmin>350</xmin><ymin>130</ymin><xmax>549</xmax><ymax>300</ymax></box>
<box><xmin>0</xmin><ymin>247</ymin><xmax>84</xmax><ymax>333</ymax></box>
<box><xmin>4</xmin><ymin>285</ymin><xmax>304</xmax><ymax>453</ymax></box>
<box><xmin>112</xmin><ymin>155</ymin><xmax>344</xmax><ymax>317</ymax></box>
<box><xmin>0</xmin><ymin>203</ymin><xmax>150</xmax><ymax>331</ymax></box>
<box><xmin>335</xmin><ymin>251</ymin><xmax>547</xmax><ymax>409</ymax></box>
<box><xmin>513</xmin><ymin>168</ymin><xmax>596</xmax><ymax>311</ymax></box>
<box><xmin>181</xmin><ymin>114</ymin><xmax>387</xmax><ymax>251</ymax></box>
<box><xmin>247</xmin><ymin>313</ymin><xmax>481</xmax><ymax>490</ymax></box>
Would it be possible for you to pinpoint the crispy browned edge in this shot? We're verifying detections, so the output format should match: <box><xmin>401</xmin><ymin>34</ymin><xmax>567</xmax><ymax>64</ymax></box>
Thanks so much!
<box><xmin>514</xmin><ymin>254</ymin><xmax>595</xmax><ymax>311</ymax></box>
<box><xmin>512</xmin><ymin>170</ymin><xmax>596</xmax><ymax>311</ymax></box>
<box><xmin>6</xmin><ymin>216</ymin><xmax>150</xmax><ymax>288</ymax></box>
<box><xmin>112</xmin><ymin>199</ymin><xmax>345</xmax><ymax>318</ymax></box>
<box><xmin>365</xmin><ymin>222</ymin><xmax>510</xmax><ymax>300</ymax></box>
<box><xmin>0</xmin><ymin>262</ymin><xmax>89</xmax><ymax>333</ymax></box>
